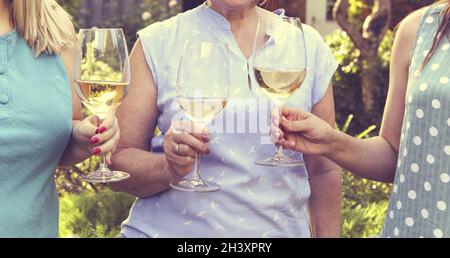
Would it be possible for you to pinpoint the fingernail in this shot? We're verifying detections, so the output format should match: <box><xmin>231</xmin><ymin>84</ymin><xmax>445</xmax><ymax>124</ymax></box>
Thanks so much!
<box><xmin>107</xmin><ymin>160</ymin><xmax>113</xmax><ymax>166</ymax></box>
<box><xmin>201</xmin><ymin>135</ymin><xmax>210</xmax><ymax>142</ymax></box>
<box><xmin>96</xmin><ymin>127</ymin><xmax>107</xmax><ymax>134</ymax></box>
<box><xmin>93</xmin><ymin>148</ymin><xmax>102</xmax><ymax>156</ymax></box>
<box><xmin>90</xmin><ymin>137</ymin><xmax>99</xmax><ymax>145</ymax></box>
<box><xmin>290</xmin><ymin>141</ymin><xmax>295</xmax><ymax>147</ymax></box>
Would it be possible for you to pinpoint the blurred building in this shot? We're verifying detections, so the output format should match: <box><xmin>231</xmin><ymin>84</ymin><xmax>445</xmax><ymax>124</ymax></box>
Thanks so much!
<box><xmin>305</xmin><ymin>0</ymin><xmax>339</xmax><ymax>35</ymax></box>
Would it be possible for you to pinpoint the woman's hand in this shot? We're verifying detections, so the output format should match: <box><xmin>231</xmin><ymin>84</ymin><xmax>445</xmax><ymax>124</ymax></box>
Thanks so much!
<box><xmin>163</xmin><ymin>120</ymin><xmax>210</xmax><ymax>182</ymax></box>
<box><xmin>273</xmin><ymin>106</ymin><xmax>337</xmax><ymax>156</ymax></box>
<box><xmin>72</xmin><ymin>115</ymin><xmax>120</xmax><ymax>164</ymax></box>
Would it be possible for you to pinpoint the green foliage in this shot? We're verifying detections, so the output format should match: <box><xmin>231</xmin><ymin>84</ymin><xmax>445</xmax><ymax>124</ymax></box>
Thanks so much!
<box><xmin>326</xmin><ymin>30</ymin><xmax>392</xmax><ymax>134</ymax></box>
<box><xmin>59</xmin><ymin>189</ymin><xmax>135</xmax><ymax>238</ymax></box>
<box><xmin>61</xmin><ymin>0</ymin><xmax>181</xmax><ymax>50</ymax></box>
<box><xmin>56</xmin><ymin>158</ymin><xmax>104</xmax><ymax>196</ymax></box>
<box><xmin>341</xmin><ymin>199</ymin><xmax>388</xmax><ymax>238</ymax></box>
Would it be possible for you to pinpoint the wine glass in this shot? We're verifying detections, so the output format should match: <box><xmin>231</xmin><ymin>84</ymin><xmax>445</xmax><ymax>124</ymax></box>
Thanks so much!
<box><xmin>170</xmin><ymin>40</ymin><xmax>230</xmax><ymax>193</ymax></box>
<box><xmin>74</xmin><ymin>28</ymin><xmax>130</xmax><ymax>183</ymax></box>
<box><xmin>252</xmin><ymin>16</ymin><xmax>308</xmax><ymax>167</ymax></box>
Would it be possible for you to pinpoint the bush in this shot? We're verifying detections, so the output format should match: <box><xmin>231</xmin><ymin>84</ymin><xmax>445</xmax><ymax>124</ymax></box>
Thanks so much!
<box><xmin>59</xmin><ymin>189</ymin><xmax>135</xmax><ymax>238</ymax></box>
<box><xmin>341</xmin><ymin>199</ymin><xmax>388</xmax><ymax>238</ymax></box>
<box><xmin>59</xmin><ymin>0</ymin><xmax>181</xmax><ymax>50</ymax></box>
<box><xmin>326</xmin><ymin>30</ymin><xmax>392</xmax><ymax>134</ymax></box>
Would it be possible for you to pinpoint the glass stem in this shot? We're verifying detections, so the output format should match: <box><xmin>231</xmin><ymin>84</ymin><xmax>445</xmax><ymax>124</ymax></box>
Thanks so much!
<box><xmin>274</xmin><ymin>100</ymin><xmax>285</xmax><ymax>160</ymax></box>
<box><xmin>275</xmin><ymin>145</ymin><xmax>284</xmax><ymax>159</ymax></box>
<box><xmin>191</xmin><ymin>154</ymin><xmax>202</xmax><ymax>183</ymax></box>
<box><xmin>97</xmin><ymin>153</ymin><xmax>112</xmax><ymax>176</ymax></box>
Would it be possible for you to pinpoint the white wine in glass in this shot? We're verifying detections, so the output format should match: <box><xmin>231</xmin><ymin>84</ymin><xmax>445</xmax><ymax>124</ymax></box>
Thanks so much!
<box><xmin>171</xmin><ymin>40</ymin><xmax>230</xmax><ymax>193</ymax></box>
<box><xmin>74</xmin><ymin>28</ymin><xmax>130</xmax><ymax>183</ymax></box>
<box><xmin>252</xmin><ymin>16</ymin><xmax>308</xmax><ymax>167</ymax></box>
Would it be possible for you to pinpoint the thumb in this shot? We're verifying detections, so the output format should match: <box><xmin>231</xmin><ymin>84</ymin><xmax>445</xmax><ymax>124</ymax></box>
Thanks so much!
<box><xmin>90</xmin><ymin>115</ymin><xmax>101</xmax><ymax>128</ymax></box>
<box><xmin>76</xmin><ymin>116</ymin><xmax>99</xmax><ymax>140</ymax></box>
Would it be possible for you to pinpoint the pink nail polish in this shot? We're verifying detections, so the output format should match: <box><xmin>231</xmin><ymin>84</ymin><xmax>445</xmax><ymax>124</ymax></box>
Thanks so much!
<box><xmin>93</xmin><ymin>148</ymin><xmax>102</xmax><ymax>156</ymax></box>
<box><xmin>96</xmin><ymin>127</ymin><xmax>107</xmax><ymax>134</ymax></box>
<box><xmin>90</xmin><ymin>137</ymin><xmax>99</xmax><ymax>145</ymax></box>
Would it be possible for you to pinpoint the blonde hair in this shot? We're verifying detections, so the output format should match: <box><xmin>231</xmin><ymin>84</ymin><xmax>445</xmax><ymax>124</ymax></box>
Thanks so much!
<box><xmin>9</xmin><ymin>0</ymin><xmax>76</xmax><ymax>56</ymax></box>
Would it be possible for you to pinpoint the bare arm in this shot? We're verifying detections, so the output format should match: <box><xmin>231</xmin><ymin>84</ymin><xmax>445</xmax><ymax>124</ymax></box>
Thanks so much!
<box><xmin>279</xmin><ymin>9</ymin><xmax>424</xmax><ymax>183</ymax></box>
<box><xmin>327</xmin><ymin>10</ymin><xmax>423</xmax><ymax>182</ymax></box>
<box><xmin>305</xmin><ymin>85</ymin><xmax>342</xmax><ymax>238</ymax></box>
<box><xmin>109</xmin><ymin>39</ymin><xmax>175</xmax><ymax>197</ymax></box>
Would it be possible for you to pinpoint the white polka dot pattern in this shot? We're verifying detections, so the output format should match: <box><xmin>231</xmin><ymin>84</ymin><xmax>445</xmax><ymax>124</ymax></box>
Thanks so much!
<box><xmin>383</xmin><ymin>5</ymin><xmax>450</xmax><ymax>238</ymax></box>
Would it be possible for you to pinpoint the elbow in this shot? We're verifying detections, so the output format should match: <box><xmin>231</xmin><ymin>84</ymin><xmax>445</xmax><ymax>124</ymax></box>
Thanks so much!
<box><xmin>109</xmin><ymin>182</ymin><xmax>128</xmax><ymax>193</ymax></box>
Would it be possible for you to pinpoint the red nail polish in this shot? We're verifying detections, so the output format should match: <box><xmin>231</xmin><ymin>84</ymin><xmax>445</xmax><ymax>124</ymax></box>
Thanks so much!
<box><xmin>96</xmin><ymin>127</ymin><xmax>107</xmax><ymax>134</ymax></box>
<box><xmin>90</xmin><ymin>137</ymin><xmax>99</xmax><ymax>145</ymax></box>
<box><xmin>93</xmin><ymin>148</ymin><xmax>102</xmax><ymax>156</ymax></box>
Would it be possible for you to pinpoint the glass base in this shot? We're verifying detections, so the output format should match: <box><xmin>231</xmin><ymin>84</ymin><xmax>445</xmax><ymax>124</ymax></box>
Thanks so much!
<box><xmin>170</xmin><ymin>179</ymin><xmax>221</xmax><ymax>193</ymax></box>
<box><xmin>81</xmin><ymin>171</ymin><xmax>130</xmax><ymax>184</ymax></box>
<box><xmin>255</xmin><ymin>155</ymin><xmax>305</xmax><ymax>167</ymax></box>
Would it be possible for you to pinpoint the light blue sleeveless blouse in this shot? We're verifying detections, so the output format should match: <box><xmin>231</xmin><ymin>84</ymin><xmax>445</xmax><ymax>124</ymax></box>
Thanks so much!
<box><xmin>121</xmin><ymin>3</ymin><xmax>337</xmax><ymax>238</ymax></box>
<box><xmin>382</xmin><ymin>4</ymin><xmax>450</xmax><ymax>238</ymax></box>
<box><xmin>0</xmin><ymin>30</ymin><xmax>72</xmax><ymax>237</ymax></box>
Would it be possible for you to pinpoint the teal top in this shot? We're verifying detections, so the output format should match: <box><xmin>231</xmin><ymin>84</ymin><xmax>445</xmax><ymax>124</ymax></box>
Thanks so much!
<box><xmin>382</xmin><ymin>4</ymin><xmax>450</xmax><ymax>238</ymax></box>
<box><xmin>0</xmin><ymin>30</ymin><xmax>72</xmax><ymax>237</ymax></box>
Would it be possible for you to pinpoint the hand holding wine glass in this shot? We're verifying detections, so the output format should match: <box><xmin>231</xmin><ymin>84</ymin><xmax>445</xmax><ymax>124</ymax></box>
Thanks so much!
<box><xmin>252</xmin><ymin>16</ymin><xmax>308</xmax><ymax>167</ymax></box>
<box><xmin>74</xmin><ymin>28</ymin><xmax>130</xmax><ymax>183</ymax></box>
<box><xmin>273</xmin><ymin>106</ymin><xmax>336</xmax><ymax>156</ymax></box>
<box><xmin>169</xmin><ymin>40</ymin><xmax>230</xmax><ymax>193</ymax></box>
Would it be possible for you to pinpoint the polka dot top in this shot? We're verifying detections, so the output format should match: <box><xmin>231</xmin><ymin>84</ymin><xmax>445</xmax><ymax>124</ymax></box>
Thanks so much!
<box><xmin>382</xmin><ymin>4</ymin><xmax>450</xmax><ymax>238</ymax></box>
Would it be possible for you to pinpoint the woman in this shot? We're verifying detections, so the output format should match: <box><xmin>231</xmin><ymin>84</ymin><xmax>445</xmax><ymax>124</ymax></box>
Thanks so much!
<box><xmin>111</xmin><ymin>0</ymin><xmax>341</xmax><ymax>238</ymax></box>
<box><xmin>276</xmin><ymin>1</ymin><xmax>450</xmax><ymax>238</ymax></box>
<box><xmin>0</xmin><ymin>0</ymin><xmax>120</xmax><ymax>237</ymax></box>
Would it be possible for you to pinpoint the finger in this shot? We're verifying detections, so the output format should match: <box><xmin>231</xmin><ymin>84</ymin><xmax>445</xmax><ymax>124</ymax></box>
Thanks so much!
<box><xmin>76</xmin><ymin>120</ymin><xmax>99</xmax><ymax>141</ymax></box>
<box><xmin>91</xmin><ymin>124</ymin><xmax>116</xmax><ymax>145</ymax></box>
<box><xmin>97</xmin><ymin>115</ymin><xmax>116</xmax><ymax>134</ymax></box>
<box><xmin>105</xmin><ymin>152</ymin><xmax>113</xmax><ymax>166</ymax></box>
<box><xmin>94</xmin><ymin>134</ymin><xmax>119</xmax><ymax>156</ymax></box>
<box><xmin>172</xmin><ymin>143</ymin><xmax>198</xmax><ymax>158</ymax></box>
<box><xmin>172</xmin><ymin>132</ymin><xmax>209</xmax><ymax>154</ymax></box>
<box><xmin>270</xmin><ymin>126</ymin><xmax>284</xmax><ymax>144</ymax></box>
<box><xmin>281</xmin><ymin>106</ymin><xmax>311</xmax><ymax>120</ymax></box>
<box><xmin>173</xmin><ymin>120</ymin><xmax>210</xmax><ymax>142</ymax></box>
<box><xmin>281</xmin><ymin>116</ymin><xmax>310</xmax><ymax>133</ymax></box>
<box><xmin>166</xmin><ymin>149</ymin><xmax>195</xmax><ymax>167</ymax></box>
<box><xmin>278</xmin><ymin>139</ymin><xmax>296</xmax><ymax>150</ymax></box>
<box><xmin>89</xmin><ymin>115</ymin><xmax>102</xmax><ymax>127</ymax></box>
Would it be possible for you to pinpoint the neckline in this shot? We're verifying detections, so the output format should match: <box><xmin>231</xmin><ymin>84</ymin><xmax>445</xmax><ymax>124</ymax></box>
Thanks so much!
<box><xmin>0</xmin><ymin>29</ymin><xmax>17</xmax><ymax>41</ymax></box>
<box><xmin>196</xmin><ymin>2</ymin><xmax>232</xmax><ymax>31</ymax></box>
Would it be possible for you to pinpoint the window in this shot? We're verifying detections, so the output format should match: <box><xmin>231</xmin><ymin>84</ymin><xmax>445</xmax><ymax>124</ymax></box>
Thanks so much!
<box><xmin>326</xmin><ymin>0</ymin><xmax>336</xmax><ymax>21</ymax></box>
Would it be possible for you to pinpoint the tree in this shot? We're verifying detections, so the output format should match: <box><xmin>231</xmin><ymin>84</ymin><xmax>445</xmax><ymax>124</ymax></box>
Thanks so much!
<box><xmin>182</xmin><ymin>0</ymin><xmax>204</xmax><ymax>11</ymax></box>
<box><xmin>390</xmin><ymin>0</ymin><xmax>435</xmax><ymax>28</ymax></box>
<box><xmin>333</xmin><ymin>0</ymin><xmax>391</xmax><ymax>113</ymax></box>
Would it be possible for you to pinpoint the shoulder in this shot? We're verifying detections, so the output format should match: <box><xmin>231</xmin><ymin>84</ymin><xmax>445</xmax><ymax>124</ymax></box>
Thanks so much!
<box><xmin>395</xmin><ymin>6</ymin><xmax>429</xmax><ymax>47</ymax></box>
<box><xmin>138</xmin><ymin>9</ymin><xmax>196</xmax><ymax>41</ymax></box>
<box><xmin>302</xmin><ymin>24</ymin><xmax>327</xmax><ymax>46</ymax></box>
